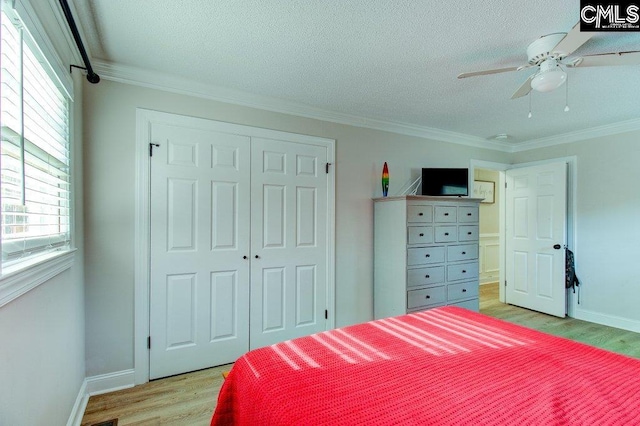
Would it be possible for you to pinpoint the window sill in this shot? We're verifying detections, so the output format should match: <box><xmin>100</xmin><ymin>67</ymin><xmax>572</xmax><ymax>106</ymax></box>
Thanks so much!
<box><xmin>0</xmin><ymin>249</ymin><xmax>76</xmax><ymax>308</ymax></box>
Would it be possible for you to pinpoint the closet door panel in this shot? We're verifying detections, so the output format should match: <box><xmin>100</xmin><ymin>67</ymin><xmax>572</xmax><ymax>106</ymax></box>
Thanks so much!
<box><xmin>250</xmin><ymin>138</ymin><xmax>329</xmax><ymax>349</ymax></box>
<box><xmin>150</xmin><ymin>124</ymin><xmax>250</xmax><ymax>379</ymax></box>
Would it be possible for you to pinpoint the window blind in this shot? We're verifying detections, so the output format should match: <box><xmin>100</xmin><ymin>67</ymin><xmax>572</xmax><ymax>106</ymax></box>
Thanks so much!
<box><xmin>1</xmin><ymin>8</ymin><xmax>71</xmax><ymax>268</ymax></box>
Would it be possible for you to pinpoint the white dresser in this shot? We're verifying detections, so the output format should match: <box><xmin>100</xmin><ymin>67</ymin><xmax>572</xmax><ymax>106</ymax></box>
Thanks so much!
<box><xmin>373</xmin><ymin>195</ymin><xmax>483</xmax><ymax>319</ymax></box>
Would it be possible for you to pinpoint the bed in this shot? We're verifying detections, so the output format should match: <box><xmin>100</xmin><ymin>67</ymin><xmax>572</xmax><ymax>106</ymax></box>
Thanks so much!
<box><xmin>211</xmin><ymin>306</ymin><xmax>640</xmax><ymax>425</ymax></box>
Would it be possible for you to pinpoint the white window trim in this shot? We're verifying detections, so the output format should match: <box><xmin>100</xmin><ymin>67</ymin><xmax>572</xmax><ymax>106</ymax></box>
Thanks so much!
<box><xmin>0</xmin><ymin>0</ymin><xmax>77</xmax><ymax>309</ymax></box>
<box><xmin>0</xmin><ymin>249</ymin><xmax>75</xmax><ymax>307</ymax></box>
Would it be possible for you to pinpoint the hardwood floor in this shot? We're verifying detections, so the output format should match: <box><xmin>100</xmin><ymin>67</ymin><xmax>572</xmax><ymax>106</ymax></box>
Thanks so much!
<box><xmin>81</xmin><ymin>285</ymin><xmax>640</xmax><ymax>425</ymax></box>
<box><xmin>480</xmin><ymin>282</ymin><xmax>640</xmax><ymax>358</ymax></box>
<box><xmin>80</xmin><ymin>364</ymin><xmax>231</xmax><ymax>426</ymax></box>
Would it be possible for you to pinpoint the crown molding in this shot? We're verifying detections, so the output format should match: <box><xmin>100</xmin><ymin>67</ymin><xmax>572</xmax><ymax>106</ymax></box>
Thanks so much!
<box><xmin>511</xmin><ymin>117</ymin><xmax>640</xmax><ymax>152</ymax></box>
<box><xmin>93</xmin><ymin>60</ymin><xmax>512</xmax><ymax>152</ymax></box>
<box><xmin>93</xmin><ymin>60</ymin><xmax>640</xmax><ymax>153</ymax></box>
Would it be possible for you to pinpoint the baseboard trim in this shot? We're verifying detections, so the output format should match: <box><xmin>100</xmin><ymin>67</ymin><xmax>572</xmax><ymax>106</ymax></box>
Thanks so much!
<box><xmin>573</xmin><ymin>307</ymin><xmax>640</xmax><ymax>333</ymax></box>
<box><xmin>86</xmin><ymin>369</ymin><xmax>136</xmax><ymax>396</ymax></box>
<box><xmin>67</xmin><ymin>369</ymin><xmax>136</xmax><ymax>426</ymax></box>
<box><xmin>66</xmin><ymin>379</ymin><xmax>88</xmax><ymax>426</ymax></box>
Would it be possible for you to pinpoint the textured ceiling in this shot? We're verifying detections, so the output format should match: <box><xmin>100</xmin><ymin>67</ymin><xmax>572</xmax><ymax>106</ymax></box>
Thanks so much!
<box><xmin>70</xmin><ymin>0</ymin><xmax>640</xmax><ymax>146</ymax></box>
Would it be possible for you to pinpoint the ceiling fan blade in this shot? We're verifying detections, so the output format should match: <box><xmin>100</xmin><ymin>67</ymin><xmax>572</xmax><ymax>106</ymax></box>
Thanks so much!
<box><xmin>457</xmin><ymin>66</ymin><xmax>519</xmax><ymax>79</ymax></box>
<box><xmin>510</xmin><ymin>74</ymin><xmax>535</xmax><ymax>99</ymax></box>
<box><xmin>552</xmin><ymin>22</ymin><xmax>594</xmax><ymax>57</ymax></box>
<box><xmin>568</xmin><ymin>50</ymin><xmax>640</xmax><ymax>67</ymax></box>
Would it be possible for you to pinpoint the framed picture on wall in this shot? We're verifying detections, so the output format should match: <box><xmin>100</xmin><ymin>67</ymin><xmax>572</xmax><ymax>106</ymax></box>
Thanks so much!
<box><xmin>473</xmin><ymin>180</ymin><xmax>495</xmax><ymax>204</ymax></box>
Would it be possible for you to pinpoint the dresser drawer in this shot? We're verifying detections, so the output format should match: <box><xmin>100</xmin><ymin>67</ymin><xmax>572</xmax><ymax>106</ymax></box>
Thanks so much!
<box><xmin>434</xmin><ymin>206</ymin><xmax>457</xmax><ymax>222</ymax></box>
<box><xmin>434</xmin><ymin>226</ymin><xmax>457</xmax><ymax>243</ymax></box>
<box><xmin>407</xmin><ymin>266</ymin><xmax>445</xmax><ymax>287</ymax></box>
<box><xmin>407</xmin><ymin>226</ymin><xmax>434</xmax><ymax>245</ymax></box>
<box><xmin>407</xmin><ymin>286</ymin><xmax>446</xmax><ymax>309</ymax></box>
<box><xmin>458</xmin><ymin>225</ymin><xmax>479</xmax><ymax>241</ymax></box>
<box><xmin>447</xmin><ymin>244</ymin><xmax>478</xmax><ymax>262</ymax></box>
<box><xmin>458</xmin><ymin>206</ymin><xmax>479</xmax><ymax>223</ymax></box>
<box><xmin>447</xmin><ymin>281</ymin><xmax>479</xmax><ymax>301</ymax></box>
<box><xmin>407</xmin><ymin>205</ymin><xmax>433</xmax><ymax>223</ymax></box>
<box><xmin>407</xmin><ymin>246</ymin><xmax>445</xmax><ymax>266</ymax></box>
<box><xmin>447</xmin><ymin>262</ymin><xmax>479</xmax><ymax>281</ymax></box>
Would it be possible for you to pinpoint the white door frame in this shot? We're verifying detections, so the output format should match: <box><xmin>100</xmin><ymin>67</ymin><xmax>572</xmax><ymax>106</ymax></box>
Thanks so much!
<box><xmin>133</xmin><ymin>108</ymin><xmax>336</xmax><ymax>385</ymax></box>
<box><xmin>470</xmin><ymin>156</ymin><xmax>577</xmax><ymax>310</ymax></box>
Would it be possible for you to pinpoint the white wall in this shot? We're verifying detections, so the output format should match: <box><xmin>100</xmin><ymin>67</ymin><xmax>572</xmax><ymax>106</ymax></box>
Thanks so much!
<box><xmin>0</xmin><ymin>72</ymin><xmax>85</xmax><ymax>426</ymax></box>
<box><xmin>512</xmin><ymin>132</ymin><xmax>640</xmax><ymax>328</ymax></box>
<box><xmin>82</xmin><ymin>78</ymin><xmax>510</xmax><ymax>376</ymax></box>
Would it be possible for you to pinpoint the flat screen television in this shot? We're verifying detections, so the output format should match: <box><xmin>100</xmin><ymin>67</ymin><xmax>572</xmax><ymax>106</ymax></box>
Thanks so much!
<box><xmin>421</xmin><ymin>168</ymin><xmax>469</xmax><ymax>196</ymax></box>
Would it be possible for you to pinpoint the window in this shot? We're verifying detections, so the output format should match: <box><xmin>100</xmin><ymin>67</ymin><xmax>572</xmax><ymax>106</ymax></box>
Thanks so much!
<box><xmin>1</xmin><ymin>7</ymin><xmax>71</xmax><ymax>276</ymax></box>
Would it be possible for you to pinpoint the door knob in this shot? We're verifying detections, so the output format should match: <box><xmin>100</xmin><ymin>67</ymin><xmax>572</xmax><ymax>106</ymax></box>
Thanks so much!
<box><xmin>553</xmin><ymin>244</ymin><xmax>562</xmax><ymax>250</ymax></box>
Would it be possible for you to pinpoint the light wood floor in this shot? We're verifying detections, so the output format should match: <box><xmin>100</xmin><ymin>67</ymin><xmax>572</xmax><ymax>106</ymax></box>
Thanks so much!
<box><xmin>479</xmin><ymin>283</ymin><xmax>640</xmax><ymax>358</ymax></box>
<box><xmin>80</xmin><ymin>364</ymin><xmax>232</xmax><ymax>426</ymax></box>
<box><xmin>81</xmin><ymin>284</ymin><xmax>640</xmax><ymax>425</ymax></box>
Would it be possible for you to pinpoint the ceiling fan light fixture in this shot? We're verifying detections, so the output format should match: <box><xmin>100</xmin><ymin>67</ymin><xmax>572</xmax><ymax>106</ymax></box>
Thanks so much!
<box><xmin>531</xmin><ymin>59</ymin><xmax>567</xmax><ymax>93</ymax></box>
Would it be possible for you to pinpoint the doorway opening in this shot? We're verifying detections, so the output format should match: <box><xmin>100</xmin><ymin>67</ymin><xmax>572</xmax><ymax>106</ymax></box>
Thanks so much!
<box><xmin>471</xmin><ymin>157</ymin><xmax>577</xmax><ymax>317</ymax></box>
<box><xmin>471</xmin><ymin>164</ymin><xmax>506</xmax><ymax>311</ymax></box>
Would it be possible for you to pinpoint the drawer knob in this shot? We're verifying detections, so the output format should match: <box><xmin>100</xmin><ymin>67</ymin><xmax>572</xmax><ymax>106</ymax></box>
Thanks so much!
<box><xmin>418</xmin><ymin>212</ymin><xmax>423</xmax><ymax>216</ymax></box>
<box><xmin>462</xmin><ymin>270</ymin><xmax>467</xmax><ymax>273</ymax></box>
<box><xmin>461</xmin><ymin>251</ymin><xmax>466</xmax><ymax>255</ymax></box>
<box><xmin>425</xmin><ymin>295</ymin><xmax>430</xmax><ymax>299</ymax></box>
<box><xmin>444</xmin><ymin>213</ymin><xmax>449</xmax><ymax>216</ymax></box>
<box><xmin>467</xmin><ymin>232</ymin><xmax>472</xmax><ymax>235</ymax></box>
<box><xmin>419</xmin><ymin>233</ymin><xmax>424</xmax><ymax>237</ymax></box>
<box><xmin>467</xmin><ymin>213</ymin><xmax>472</xmax><ymax>216</ymax></box>
<box><xmin>425</xmin><ymin>254</ymin><xmax>430</xmax><ymax>258</ymax></box>
<box><xmin>425</xmin><ymin>275</ymin><xmax>430</xmax><ymax>278</ymax></box>
<box><xmin>444</xmin><ymin>232</ymin><xmax>449</xmax><ymax>236</ymax></box>
<box><xmin>462</xmin><ymin>288</ymin><xmax>467</xmax><ymax>293</ymax></box>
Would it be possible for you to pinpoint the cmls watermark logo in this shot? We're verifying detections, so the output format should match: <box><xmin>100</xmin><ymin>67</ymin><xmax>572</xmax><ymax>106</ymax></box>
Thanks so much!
<box><xmin>580</xmin><ymin>1</ymin><xmax>640</xmax><ymax>30</ymax></box>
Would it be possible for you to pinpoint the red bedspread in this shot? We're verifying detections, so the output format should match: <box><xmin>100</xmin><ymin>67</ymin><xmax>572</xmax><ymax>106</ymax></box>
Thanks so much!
<box><xmin>211</xmin><ymin>306</ymin><xmax>640</xmax><ymax>425</ymax></box>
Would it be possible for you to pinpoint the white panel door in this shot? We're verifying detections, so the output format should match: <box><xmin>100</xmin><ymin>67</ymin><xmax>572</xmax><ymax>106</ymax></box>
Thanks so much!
<box><xmin>249</xmin><ymin>137</ymin><xmax>329</xmax><ymax>349</ymax></box>
<box><xmin>149</xmin><ymin>123</ymin><xmax>250</xmax><ymax>379</ymax></box>
<box><xmin>506</xmin><ymin>162</ymin><xmax>567</xmax><ymax>317</ymax></box>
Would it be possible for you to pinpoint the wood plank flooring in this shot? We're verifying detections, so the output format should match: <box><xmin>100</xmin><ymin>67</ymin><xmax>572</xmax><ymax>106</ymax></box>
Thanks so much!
<box><xmin>81</xmin><ymin>364</ymin><xmax>231</xmax><ymax>426</ymax></box>
<box><xmin>81</xmin><ymin>284</ymin><xmax>640</xmax><ymax>425</ymax></box>
<box><xmin>480</xmin><ymin>283</ymin><xmax>640</xmax><ymax>358</ymax></box>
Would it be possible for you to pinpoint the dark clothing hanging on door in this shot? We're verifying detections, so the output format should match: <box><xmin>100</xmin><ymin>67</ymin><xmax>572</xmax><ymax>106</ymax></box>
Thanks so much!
<box><xmin>566</xmin><ymin>248</ymin><xmax>580</xmax><ymax>302</ymax></box>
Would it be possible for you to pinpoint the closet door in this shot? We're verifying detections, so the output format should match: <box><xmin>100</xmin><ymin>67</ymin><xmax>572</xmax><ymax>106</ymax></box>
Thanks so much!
<box><xmin>249</xmin><ymin>138</ymin><xmax>329</xmax><ymax>349</ymax></box>
<box><xmin>149</xmin><ymin>123</ymin><xmax>250</xmax><ymax>379</ymax></box>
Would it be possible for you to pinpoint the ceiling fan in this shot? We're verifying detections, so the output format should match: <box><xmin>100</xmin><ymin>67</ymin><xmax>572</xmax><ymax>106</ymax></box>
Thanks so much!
<box><xmin>458</xmin><ymin>22</ymin><xmax>640</xmax><ymax>99</ymax></box>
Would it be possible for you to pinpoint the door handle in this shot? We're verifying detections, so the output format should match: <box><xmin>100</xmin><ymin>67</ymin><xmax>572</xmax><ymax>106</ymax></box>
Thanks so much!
<box><xmin>553</xmin><ymin>244</ymin><xmax>562</xmax><ymax>250</ymax></box>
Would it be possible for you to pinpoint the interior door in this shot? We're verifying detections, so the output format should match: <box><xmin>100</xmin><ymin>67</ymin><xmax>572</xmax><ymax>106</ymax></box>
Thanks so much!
<box><xmin>249</xmin><ymin>137</ymin><xmax>329</xmax><ymax>349</ymax></box>
<box><xmin>505</xmin><ymin>161</ymin><xmax>567</xmax><ymax>317</ymax></box>
<box><xmin>149</xmin><ymin>123</ymin><xmax>251</xmax><ymax>379</ymax></box>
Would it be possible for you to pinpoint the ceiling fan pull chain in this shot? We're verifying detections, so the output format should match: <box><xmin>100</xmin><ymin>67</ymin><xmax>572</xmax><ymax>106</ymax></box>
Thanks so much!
<box><xmin>564</xmin><ymin>77</ymin><xmax>570</xmax><ymax>112</ymax></box>
<box><xmin>528</xmin><ymin>91</ymin><xmax>532</xmax><ymax>118</ymax></box>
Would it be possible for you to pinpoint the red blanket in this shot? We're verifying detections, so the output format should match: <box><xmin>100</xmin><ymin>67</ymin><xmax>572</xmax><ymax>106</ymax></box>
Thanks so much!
<box><xmin>211</xmin><ymin>306</ymin><xmax>640</xmax><ymax>425</ymax></box>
